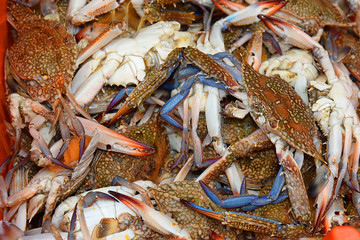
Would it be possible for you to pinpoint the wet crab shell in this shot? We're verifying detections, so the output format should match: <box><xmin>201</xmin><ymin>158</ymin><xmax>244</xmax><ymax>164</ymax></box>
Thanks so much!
<box><xmin>7</xmin><ymin>3</ymin><xmax>77</xmax><ymax>102</ymax></box>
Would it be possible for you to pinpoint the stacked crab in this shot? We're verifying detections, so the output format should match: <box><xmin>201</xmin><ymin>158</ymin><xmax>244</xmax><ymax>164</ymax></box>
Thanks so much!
<box><xmin>2</xmin><ymin>0</ymin><xmax>360</xmax><ymax>239</ymax></box>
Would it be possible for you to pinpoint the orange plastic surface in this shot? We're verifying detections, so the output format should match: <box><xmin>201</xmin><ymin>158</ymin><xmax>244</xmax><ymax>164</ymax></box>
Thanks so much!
<box><xmin>0</xmin><ymin>0</ymin><xmax>8</xmax><ymax>221</ymax></box>
<box><xmin>0</xmin><ymin>1</ymin><xmax>10</xmax><ymax>168</ymax></box>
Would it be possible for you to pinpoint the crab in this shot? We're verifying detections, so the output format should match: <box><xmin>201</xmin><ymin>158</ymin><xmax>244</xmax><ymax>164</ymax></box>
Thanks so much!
<box><xmin>84</xmin><ymin>112</ymin><xmax>174</xmax><ymax>189</ymax></box>
<box><xmin>43</xmin><ymin>181</ymin><xmax>236</xmax><ymax>239</ymax></box>
<box><xmin>71</xmin><ymin>21</ymin><xmax>192</xmax><ymax>107</ymax></box>
<box><xmin>257</xmin><ymin>15</ymin><xmax>360</xmax><ymax>231</ymax></box>
<box><xmin>6</xmin><ymin>2</ymin><xmax>92</xmax><ymax>170</ymax></box>
<box><xmin>275</xmin><ymin>0</ymin><xmax>352</xmax><ymax>37</ymax></box>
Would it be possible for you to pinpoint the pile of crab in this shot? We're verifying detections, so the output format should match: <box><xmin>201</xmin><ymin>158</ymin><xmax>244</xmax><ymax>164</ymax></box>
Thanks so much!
<box><xmin>2</xmin><ymin>0</ymin><xmax>360</xmax><ymax>239</ymax></box>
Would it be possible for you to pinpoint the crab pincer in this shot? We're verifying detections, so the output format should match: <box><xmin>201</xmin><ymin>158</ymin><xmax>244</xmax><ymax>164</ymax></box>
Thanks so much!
<box><xmin>77</xmin><ymin>117</ymin><xmax>155</xmax><ymax>156</ymax></box>
<box><xmin>109</xmin><ymin>190</ymin><xmax>191</xmax><ymax>239</ymax></box>
<box><xmin>181</xmin><ymin>199</ymin><xmax>310</xmax><ymax>238</ymax></box>
<box><xmin>221</xmin><ymin>0</ymin><xmax>286</xmax><ymax>26</ymax></box>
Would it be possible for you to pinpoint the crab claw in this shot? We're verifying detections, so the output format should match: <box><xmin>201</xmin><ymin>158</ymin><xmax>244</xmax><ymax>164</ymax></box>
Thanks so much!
<box><xmin>258</xmin><ymin>14</ymin><xmax>322</xmax><ymax>50</ymax></box>
<box><xmin>224</xmin><ymin>0</ymin><xmax>286</xmax><ymax>26</ymax></box>
<box><xmin>108</xmin><ymin>191</ymin><xmax>190</xmax><ymax>238</ymax></box>
<box><xmin>77</xmin><ymin>117</ymin><xmax>155</xmax><ymax>156</ymax></box>
<box><xmin>212</xmin><ymin>0</ymin><xmax>245</xmax><ymax>15</ymax></box>
<box><xmin>199</xmin><ymin>180</ymin><xmax>257</xmax><ymax>208</ymax></box>
<box><xmin>71</xmin><ymin>0</ymin><xmax>120</xmax><ymax>25</ymax></box>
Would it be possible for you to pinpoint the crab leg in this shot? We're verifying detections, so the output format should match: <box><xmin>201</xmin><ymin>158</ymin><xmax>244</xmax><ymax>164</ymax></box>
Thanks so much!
<box><xmin>71</xmin><ymin>0</ymin><xmax>121</xmax><ymax>25</ymax></box>
<box><xmin>76</xmin><ymin>117</ymin><xmax>154</xmax><ymax>156</ymax></box>
<box><xmin>196</xmin><ymin>130</ymin><xmax>273</xmax><ymax>184</ymax></box>
<box><xmin>259</xmin><ymin>14</ymin><xmax>338</xmax><ymax>84</ymax></box>
<box><xmin>29</xmin><ymin>115</ymin><xmax>72</xmax><ymax>170</ymax></box>
<box><xmin>190</xmin><ymin>83</ymin><xmax>204</xmax><ymax>166</ymax></box>
<box><xmin>181</xmin><ymin>200</ymin><xmax>307</xmax><ymax>238</ymax></box>
<box><xmin>222</xmin><ymin>0</ymin><xmax>286</xmax><ymax>26</ymax></box>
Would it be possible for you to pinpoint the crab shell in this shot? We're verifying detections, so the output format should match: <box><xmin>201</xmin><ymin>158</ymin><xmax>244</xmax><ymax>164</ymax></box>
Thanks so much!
<box><xmin>7</xmin><ymin>3</ymin><xmax>77</xmax><ymax>102</ymax></box>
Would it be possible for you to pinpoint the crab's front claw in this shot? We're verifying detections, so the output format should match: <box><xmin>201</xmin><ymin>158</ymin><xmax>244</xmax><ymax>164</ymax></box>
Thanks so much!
<box><xmin>71</xmin><ymin>0</ymin><xmax>120</xmax><ymax>25</ymax></box>
<box><xmin>77</xmin><ymin>117</ymin><xmax>155</xmax><ymax>156</ymax></box>
<box><xmin>258</xmin><ymin>14</ymin><xmax>322</xmax><ymax>50</ymax></box>
<box><xmin>212</xmin><ymin>0</ymin><xmax>245</xmax><ymax>15</ymax></box>
<box><xmin>224</xmin><ymin>0</ymin><xmax>286</xmax><ymax>26</ymax></box>
<box><xmin>160</xmin><ymin>76</ymin><xmax>196</xmax><ymax>129</ymax></box>
<box><xmin>109</xmin><ymin>191</ymin><xmax>190</xmax><ymax>238</ymax></box>
<box><xmin>199</xmin><ymin>181</ymin><xmax>257</xmax><ymax>208</ymax></box>
<box><xmin>181</xmin><ymin>200</ymin><xmax>308</xmax><ymax>238</ymax></box>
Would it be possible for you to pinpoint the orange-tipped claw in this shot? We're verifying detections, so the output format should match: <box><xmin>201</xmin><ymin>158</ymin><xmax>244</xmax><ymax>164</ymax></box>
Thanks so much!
<box><xmin>77</xmin><ymin>117</ymin><xmax>154</xmax><ymax>156</ymax></box>
<box><xmin>107</xmin><ymin>102</ymin><xmax>133</xmax><ymax>127</ymax></box>
<box><xmin>258</xmin><ymin>14</ymin><xmax>322</xmax><ymax>50</ymax></box>
<box><xmin>223</xmin><ymin>0</ymin><xmax>286</xmax><ymax>26</ymax></box>
<box><xmin>109</xmin><ymin>191</ymin><xmax>189</xmax><ymax>238</ymax></box>
<box><xmin>212</xmin><ymin>0</ymin><xmax>245</xmax><ymax>15</ymax></box>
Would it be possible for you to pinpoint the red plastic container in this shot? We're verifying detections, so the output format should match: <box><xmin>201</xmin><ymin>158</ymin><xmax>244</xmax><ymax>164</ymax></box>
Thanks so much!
<box><xmin>0</xmin><ymin>1</ymin><xmax>360</xmax><ymax>239</ymax></box>
<box><xmin>0</xmin><ymin>2</ymin><xmax>10</xmax><ymax>168</ymax></box>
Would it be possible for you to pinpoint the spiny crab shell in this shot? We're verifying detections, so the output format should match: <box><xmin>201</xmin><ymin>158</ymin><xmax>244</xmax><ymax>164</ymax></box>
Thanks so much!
<box><xmin>7</xmin><ymin>3</ymin><xmax>77</xmax><ymax>102</ymax></box>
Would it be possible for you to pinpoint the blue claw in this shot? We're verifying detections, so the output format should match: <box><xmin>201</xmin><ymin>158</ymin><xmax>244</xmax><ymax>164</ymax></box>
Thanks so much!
<box><xmin>200</xmin><ymin>180</ymin><xmax>257</xmax><ymax>208</ymax></box>
<box><xmin>268</xmin><ymin>166</ymin><xmax>285</xmax><ymax>200</ymax></box>
<box><xmin>196</xmin><ymin>74</ymin><xmax>226</xmax><ymax>89</ymax></box>
<box><xmin>161</xmin><ymin>90</ymin><xmax>190</xmax><ymax>129</ymax></box>
<box><xmin>242</xmin><ymin>193</ymin><xmax>288</xmax><ymax>211</ymax></box>
<box><xmin>160</xmin><ymin>77</ymin><xmax>196</xmax><ymax>129</ymax></box>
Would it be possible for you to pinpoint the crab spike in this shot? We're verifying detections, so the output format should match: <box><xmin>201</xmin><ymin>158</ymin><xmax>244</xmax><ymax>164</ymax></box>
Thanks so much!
<box><xmin>109</xmin><ymin>191</ymin><xmax>189</xmax><ymax>238</ymax></box>
<box><xmin>223</xmin><ymin>0</ymin><xmax>286</xmax><ymax>26</ymax></box>
<box><xmin>77</xmin><ymin>117</ymin><xmax>154</xmax><ymax>156</ymax></box>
